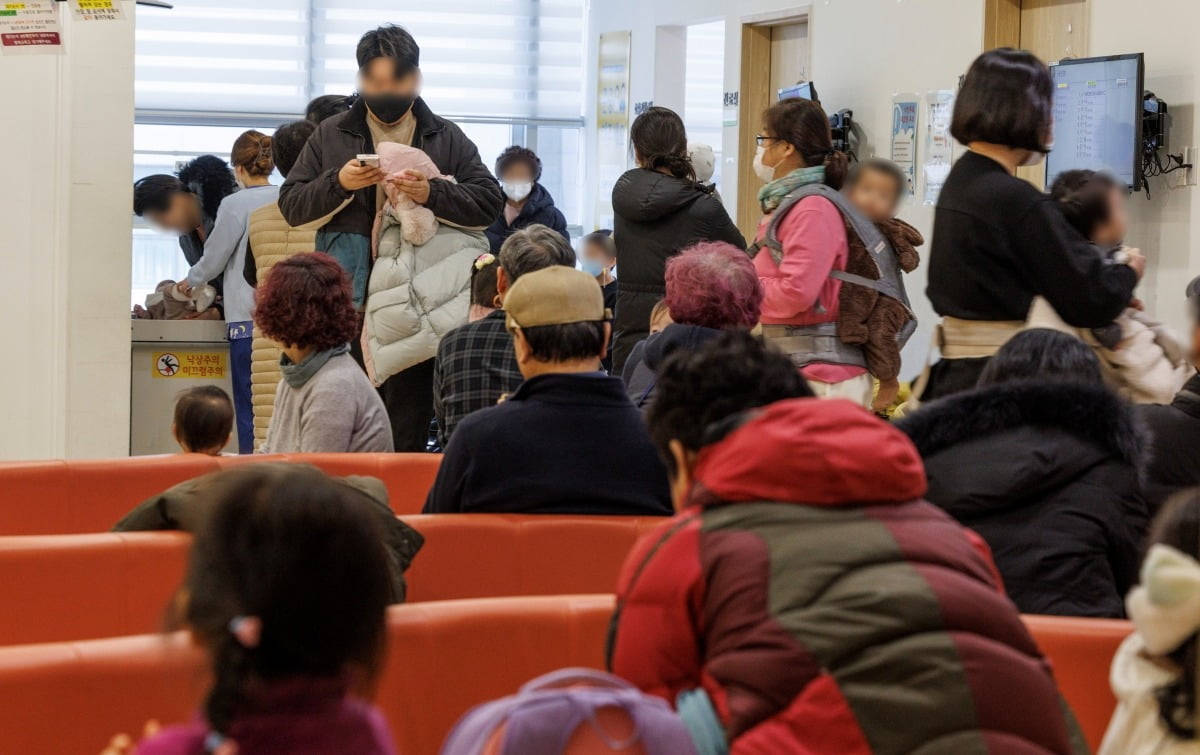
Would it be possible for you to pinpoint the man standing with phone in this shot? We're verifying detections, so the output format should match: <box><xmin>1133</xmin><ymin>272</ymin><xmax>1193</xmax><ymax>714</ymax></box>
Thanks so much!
<box><xmin>280</xmin><ymin>24</ymin><xmax>503</xmax><ymax>452</ymax></box>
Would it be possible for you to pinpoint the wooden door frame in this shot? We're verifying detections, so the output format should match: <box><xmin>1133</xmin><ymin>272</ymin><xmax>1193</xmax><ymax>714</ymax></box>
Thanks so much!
<box><xmin>984</xmin><ymin>0</ymin><xmax>1022</xmax><ymax>49</ymax></box>
<box><xmin>736</xmin><ymin>9</ymin><xmax>809</xmax><ymax>239</ymax></box>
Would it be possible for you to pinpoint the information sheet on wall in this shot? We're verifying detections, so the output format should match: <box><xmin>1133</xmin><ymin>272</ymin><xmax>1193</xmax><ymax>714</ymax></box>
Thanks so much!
<box><xmin>891</xmin><ymin>94</ymin><xmax>919</xmax><ymax>199</ymax></box>
<box><xmin>595</xmin><ymin>31</ymin><xmax>632</xmax><ymax>229</ymax></box>
<box><xmin>921</xmin><ymin>89</ymin><xmax>956</xmax><ymax>205</ymax></box>
<box><xmin>0</xmin><ymin>0</ymin><xmax>62</xmax><ymax>55</ymax></box>
<box><xmin>69</xmin><ymin>0</ymin><xmax>125</xmax><ymax>21</ymax></box>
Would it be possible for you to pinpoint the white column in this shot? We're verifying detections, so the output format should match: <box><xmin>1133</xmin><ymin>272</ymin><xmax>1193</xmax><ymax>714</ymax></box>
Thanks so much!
<box><xmin>0</xmin><ymin>2</ymin><xmax>134</xmax><ymax>460</ymax></box>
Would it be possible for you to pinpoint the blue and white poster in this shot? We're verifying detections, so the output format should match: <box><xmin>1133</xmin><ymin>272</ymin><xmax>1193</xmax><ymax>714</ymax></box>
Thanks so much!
<box><xmin>891</xmin><ymin>94</ymin><xmax>919</xmax><ymax>199</ymax></box>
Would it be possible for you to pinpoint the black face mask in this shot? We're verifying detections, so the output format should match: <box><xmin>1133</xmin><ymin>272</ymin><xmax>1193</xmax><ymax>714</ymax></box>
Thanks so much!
<box><xmin>363</xmin><ymin>93</ymin><xmax>415</xmax><ymax>124</ymax></box>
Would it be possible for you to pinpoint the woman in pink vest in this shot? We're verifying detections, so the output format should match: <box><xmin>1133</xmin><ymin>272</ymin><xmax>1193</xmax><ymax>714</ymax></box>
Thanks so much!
<box><xmin>751</xmin><ymin>98</ymin><xmax>869</xmax><ymax>405</ymax></box>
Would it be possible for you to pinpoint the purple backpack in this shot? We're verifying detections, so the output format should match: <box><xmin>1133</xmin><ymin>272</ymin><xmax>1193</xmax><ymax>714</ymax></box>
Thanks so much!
<box><xmin>440</xmin><ymin>668</ymin><xmax>698</xmax><ymax>755</ymax></box>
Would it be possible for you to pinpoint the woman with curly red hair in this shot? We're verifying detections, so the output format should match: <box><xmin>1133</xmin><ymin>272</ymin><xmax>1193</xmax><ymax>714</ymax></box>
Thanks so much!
<box><xmin>622</xmin><ymin>240</ymin><xmax>762</xmax><ymax>411</ymax></box>
<box><xmin>256</xmin><ymin>253</ymin><xmax>393</xmax><ymax>453</ymax></box>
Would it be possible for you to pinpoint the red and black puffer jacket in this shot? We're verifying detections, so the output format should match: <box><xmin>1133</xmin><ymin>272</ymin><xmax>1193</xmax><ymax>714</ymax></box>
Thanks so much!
<box><xmin>607</xmin><ymin>398</ymin><xmax>1084</xmax><ymax>754</ymax></box>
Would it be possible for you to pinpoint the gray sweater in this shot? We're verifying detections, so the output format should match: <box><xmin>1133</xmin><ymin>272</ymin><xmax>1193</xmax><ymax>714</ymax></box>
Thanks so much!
<box><xmin>262</xmin><ymin>353</ymin><xmax>394</xmax><ymax>453</ymax></box>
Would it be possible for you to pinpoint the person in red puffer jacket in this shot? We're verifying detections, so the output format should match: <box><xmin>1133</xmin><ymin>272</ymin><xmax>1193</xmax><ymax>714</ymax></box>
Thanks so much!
<box><xmin>607</xmin><ymin>331</ymin><xmax>1086</xmax><ymax>755</ymax></box>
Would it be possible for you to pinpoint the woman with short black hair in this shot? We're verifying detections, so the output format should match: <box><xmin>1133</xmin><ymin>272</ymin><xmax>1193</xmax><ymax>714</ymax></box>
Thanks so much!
<box><xmin>923</xmin><ymin>48</ymin><xmax>1144</xmax><ymax>398</ymax></box>
<box><xmin>484</xmin><ymin>145</ymin><xmax>569</xmax><ymax>252</ymax></box>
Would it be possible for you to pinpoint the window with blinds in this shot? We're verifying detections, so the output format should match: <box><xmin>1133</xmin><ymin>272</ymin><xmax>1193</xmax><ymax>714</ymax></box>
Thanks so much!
<box><xmin>135</xmin><ymin>0</ymin><xmax>584</xmax><ymax>121</ymax></box>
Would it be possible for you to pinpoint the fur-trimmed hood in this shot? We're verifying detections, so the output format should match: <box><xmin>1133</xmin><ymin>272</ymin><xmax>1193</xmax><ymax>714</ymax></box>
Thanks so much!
<box><xmin>898</xmin><ymin>380</ymin><xmax>1149</xmax><ymax>469</ymax></box>
<box><xmin>177</xmin><ymin>155</ymin><xmax>237</xmax><ymax>223</ymax></box>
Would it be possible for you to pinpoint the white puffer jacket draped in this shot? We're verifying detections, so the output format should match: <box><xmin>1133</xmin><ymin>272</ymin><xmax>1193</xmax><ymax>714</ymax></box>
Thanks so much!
<box><xmin>362</xmin><ymin>210</ymin><xmax>489</xmax><ymax>385</ymax></box>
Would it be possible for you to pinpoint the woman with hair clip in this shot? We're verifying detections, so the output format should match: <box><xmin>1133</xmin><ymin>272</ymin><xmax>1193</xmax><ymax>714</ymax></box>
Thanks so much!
<box><xmin>610</xmin><ymin>106</ymin><xmax>744</xmax><ymax>374</ymax></box>
<box><xmin>922</xmin><ymin>48</ymin><xmax>1143</xmax><ymax>400</ymax></box>
<box><xmin>177</xmin><ymin>130</ymin><xmax>279</xmax><ymax>455</ymax></box>
<box><xmin>750</xmin><ymin>98</ymin><xmax>872</xmax><ymax>404</ymax></box>
<box><xmin>1100</xmin><ymin>489</ymin><xmax>1200</xmax><ymax>754</ymax></box>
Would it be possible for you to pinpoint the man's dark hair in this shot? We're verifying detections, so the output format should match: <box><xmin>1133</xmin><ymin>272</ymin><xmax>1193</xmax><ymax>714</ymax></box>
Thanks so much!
<box><xmin>271</xmin><ymin>120</ymin><xmax>317</xmax><ymax>179</ymax></box>
<box><xmin>497</xmin><ymin>224</ymin><xmax>577</xmax><ymax>283</ymax></box>
<box><xmin>647</xmin><ymin>331</ymin><xmax>814</xmax><ymax>475</ymax></box>
<box><xmin>951</xmin><ymin>48</ymin><xmax>1054</xmax><ymax>152</ymax></box>
<box><xmin>1049</xmin><ymin>169</ymin><xmax>1119</xmax><ymax>240</ymax></box>
<box><xmin>133</xmin><ymin>174</ymin><xmax>189</xmax><ymax>217</ymax></box>
<box><xmin>977</xmin><ymin>328</ymin><xmax>1103</xmax><ymax>387</ymax></box>
<box><xmin>356</xmin><ymin>25</ymin><xmax>420</xmax><ymax>76</ymax></box>
<box><xmin>520</xmin><ymin>321</ymin><xmax>607</xmax><ymax>363</ymax></box>
<box><xmin>495</xmin><ymin>145</ymin><xmax>542</xmax><ymax>182</ymax></box>
<box><xmin>173</xmin><ymin>385</ymin><xmax>233</xmax><ymax>454</ymax></box>
<box><xmin>847</xmin><ymin>157</ymin><xmax>907</xmax><ymax>200</ymax></box>
<box><xmin>177</xmin><ymin>155</ymin><xmax>238</xmax><ymax>220</ymax></box>
<box><xmin>305</xmin><ymin>94</ymin><xmax>351</xmax><ymax>124</ymax></box>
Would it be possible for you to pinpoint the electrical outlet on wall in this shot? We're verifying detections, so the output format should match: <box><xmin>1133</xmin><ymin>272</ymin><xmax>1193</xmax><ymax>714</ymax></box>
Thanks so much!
<box><xmin>1183</xmin><ymin>147</ymin><xmax>1199</xmax><ymax>187</ymax></box>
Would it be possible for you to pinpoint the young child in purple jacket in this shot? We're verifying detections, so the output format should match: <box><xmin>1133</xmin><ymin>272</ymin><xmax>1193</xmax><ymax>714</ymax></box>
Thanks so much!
<box><xmin>125</xmin><ymin>465</ymin><xmax>397</xmax><ymax>755</ymax></box>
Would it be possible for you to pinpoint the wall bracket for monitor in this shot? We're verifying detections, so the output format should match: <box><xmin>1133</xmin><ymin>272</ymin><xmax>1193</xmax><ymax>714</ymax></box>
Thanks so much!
<box><xmin>1140</xmin><ymin>91</ymin><xmax>1191</xmax><ymax>198</ymax></box>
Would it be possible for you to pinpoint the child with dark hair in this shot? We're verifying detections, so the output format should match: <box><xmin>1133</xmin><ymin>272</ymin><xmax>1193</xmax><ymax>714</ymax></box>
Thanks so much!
<box><xmin>1027</xmin><ymin>169</ymin><xmax>1190</xmax><ymax>404</ymax></box>
<box><xmin>842</xmin><ymin>158</ymin><xmax>924</xmax><ymax>412</ymax></box>
<box><xmin>1100</xmin><ymin>489</ymin><xmax>1200</xmax><ymax>754</ymax></box>
<box><xmin>484</xmin><ymin>145</ymin><xmax>569</xmax><ymax>252</ymax></box>
<box><xmin>172</xmin><ymin>386</ymin><xmax>232</xmax><ymax>455</ymax></box>
<box><xmin>132</xmin><ymin>465</ymin><xmax>398</xmax><ymax>755</ymax></box>
<box><xmin>468</xmin><ymin>253</ymin><xmax>500</xmax><ymax>322</ymax></box>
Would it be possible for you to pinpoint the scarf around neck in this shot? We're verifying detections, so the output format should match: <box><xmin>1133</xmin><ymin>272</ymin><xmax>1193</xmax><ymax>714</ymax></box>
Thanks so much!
<box><xmin>280</xmin><ymin>344</ymin><xmax>350</xmax><ymax>389</ymax></box>
<box><xmin>758</xmin><ymin>165</ymin><xmax>827</xmax><ymax>214</ymax></box>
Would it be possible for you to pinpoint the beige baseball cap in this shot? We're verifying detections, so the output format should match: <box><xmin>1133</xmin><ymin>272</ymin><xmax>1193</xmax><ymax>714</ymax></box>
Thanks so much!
<box><xmin>504</xmin><ymin>266</ymin><xmax>612</xmax><ymax>332</ymax></box>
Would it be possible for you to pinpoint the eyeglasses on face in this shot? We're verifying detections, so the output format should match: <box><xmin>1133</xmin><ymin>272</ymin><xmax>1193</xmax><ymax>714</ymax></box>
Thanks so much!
<box><xmin>755</xmin><ymin>134</ymin><xmax>781</xmax><ymax>146</ymax></box>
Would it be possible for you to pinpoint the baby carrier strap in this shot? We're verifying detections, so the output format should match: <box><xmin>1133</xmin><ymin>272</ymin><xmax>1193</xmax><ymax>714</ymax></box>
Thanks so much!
<box><xmin>752</xmin><ymin>183</ymin><xmax>918</xmax><ymax>345</ymax></box>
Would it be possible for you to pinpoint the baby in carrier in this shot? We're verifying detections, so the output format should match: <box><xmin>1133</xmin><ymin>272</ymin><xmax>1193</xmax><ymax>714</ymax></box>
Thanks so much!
<box><xmin>842</xmin><ymin>158</ymin><xmax>924</xmax><ymax>413</ymax></box>
<box><xmin>1027</xmin><ymin>169</ymin><xmax>1189</xmax><ymax>404</ymax></box>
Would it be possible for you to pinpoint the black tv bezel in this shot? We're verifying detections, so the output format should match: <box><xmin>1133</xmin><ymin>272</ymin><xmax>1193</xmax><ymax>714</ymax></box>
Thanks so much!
<box><xmin>1047</xmin><ymin>52</ymin><xmax>1145</xmax><ymax>191</ymax></box>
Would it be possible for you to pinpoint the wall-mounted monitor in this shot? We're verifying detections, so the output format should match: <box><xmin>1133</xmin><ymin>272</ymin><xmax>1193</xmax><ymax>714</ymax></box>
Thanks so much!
<box><xmin>1046</xmin><ymin>53</ymin><xmax>1144</xmax><ymax>190</ymax></box>
<box><xmin>779</xmin><ymin>81</ymin><xmax>818</xmax><ymax>103</ymax></box>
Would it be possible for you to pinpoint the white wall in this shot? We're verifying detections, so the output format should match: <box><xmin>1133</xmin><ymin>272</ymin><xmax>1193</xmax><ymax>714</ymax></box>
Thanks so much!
<box><xmin>0</xmin><ymin>4</ymin><xmax>134</xmax><ymax>460</ymax></box>
<box><xmin>585</xmin><ymin>0</ymin><xmax>985</xmax><ymax>376</ymax></box>
<box><xmin>1090</xmin><ymin>0</ymin><xmax>1200</xmax><ymax>333</ymax></box>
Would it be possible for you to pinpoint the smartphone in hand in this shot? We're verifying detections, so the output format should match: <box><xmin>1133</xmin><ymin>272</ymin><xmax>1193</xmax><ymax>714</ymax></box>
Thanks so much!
<box><xmin>356</xmin><ymin>154</ymin><xmax>380</xmax><ymax>168</ymax></box>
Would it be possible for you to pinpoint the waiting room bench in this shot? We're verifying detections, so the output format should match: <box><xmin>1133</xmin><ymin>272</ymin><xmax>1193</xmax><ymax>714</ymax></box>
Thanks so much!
<box><xmin>0</xmin><ymin>453</ymin><xmax>442</xmax><ymax>535</ymax></box>
<box><xmin>0</xmin><ymin>594</ymin><xmax>614</xmax><ymax>755</ymax></box>
<box><xmin>0</xmin><ymin>515</ymin><xmax>666</xmax><ymax>645</ymax></box>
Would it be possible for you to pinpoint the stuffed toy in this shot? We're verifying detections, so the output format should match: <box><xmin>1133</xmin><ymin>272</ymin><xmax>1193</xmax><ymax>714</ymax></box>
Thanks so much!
<box><xmin>375</xmin><ymin>143</ymin><xmax>449</xmax><ymax>249</ymax></box>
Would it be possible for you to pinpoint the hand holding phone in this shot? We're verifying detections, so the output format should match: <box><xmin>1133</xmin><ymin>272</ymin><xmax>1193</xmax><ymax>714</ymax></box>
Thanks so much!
<box><xmin>356</xmin><ymin>154</ymin><xmax>380</xmax><ymax>168</ymax></box>
<box><xmin>339</xmin><ymin>157</ymin><xmax>384</xmax><ymax>191</ymax></box>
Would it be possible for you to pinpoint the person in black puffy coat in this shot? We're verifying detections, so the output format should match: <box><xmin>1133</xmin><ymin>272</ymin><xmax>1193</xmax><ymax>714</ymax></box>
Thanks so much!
<box><xmin>897</xmin><ymin>328</ymin><xmax>1150</xmax><ymax>618</ymax></box>
<box><xmin>610</xmin><ymin>107</ymin><xmax>744</xmax><ymax>374</ymax></box>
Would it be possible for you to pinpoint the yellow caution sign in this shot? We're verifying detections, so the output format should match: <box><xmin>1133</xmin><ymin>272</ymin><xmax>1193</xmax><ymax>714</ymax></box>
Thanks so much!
<box><xmin>153</xmin><ymin>351</ymin><xmax>227</xmax><ymax>379</ymax></box>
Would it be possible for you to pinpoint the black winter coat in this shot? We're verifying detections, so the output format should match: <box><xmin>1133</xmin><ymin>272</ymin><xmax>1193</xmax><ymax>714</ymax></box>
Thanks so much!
<box><xmin>610</xmin><ymin>169</ymin><xmax>745</xmax><ymax>373</ymax></box>
<box><xmin>279</xmin><ymin>97</ymin><xmax>503</xmax><ymax>235</ymax></box>
<box><xmin>897</xmin><ymin>381</ymin><xmax>1150</xmax><ymax>618</ymax></box>
<box><xmin>1139</xmin><ymin>372</ymin><xmax>1200</xmax><ymax>510</ymax></box>
<box><xmin>924</xmin><ymin>152</ymin><xmax>1137</xmax><ymax>397</ymax></box>
<box><xmin>484</xmin><ymin>183</ymin><xmax>569</xmax><ymax>252</ymax></box>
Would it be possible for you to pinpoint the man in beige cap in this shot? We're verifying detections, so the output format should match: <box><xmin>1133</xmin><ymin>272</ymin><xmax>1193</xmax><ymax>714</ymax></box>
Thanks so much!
<box><xmin>423</xmin><ymin>266</ymin><xmax>672</xmax><ymax>516</ymax></box>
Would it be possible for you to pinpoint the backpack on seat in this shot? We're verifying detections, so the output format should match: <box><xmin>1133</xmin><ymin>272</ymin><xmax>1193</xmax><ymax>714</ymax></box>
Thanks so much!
<box><xmin>440</xmin><ymin>668</ymin><xmax>698</xmax><ymax>755</ymax></box>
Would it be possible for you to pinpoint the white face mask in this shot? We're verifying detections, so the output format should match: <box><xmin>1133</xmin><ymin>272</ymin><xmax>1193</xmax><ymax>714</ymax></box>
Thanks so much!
<box><xmin>1020</xmin><ymin>138</ymin><xmax>1053</xmax><ymax>167</ymax></box>
<box><xmin>503</xmin><ymin>182</ymin><xmax>533</xmax><ymax>202</ymax></box>
<box><xmin>752</xmin><ymin>145</ymin><xmax>777</xmax><ymax>184</ymax></box>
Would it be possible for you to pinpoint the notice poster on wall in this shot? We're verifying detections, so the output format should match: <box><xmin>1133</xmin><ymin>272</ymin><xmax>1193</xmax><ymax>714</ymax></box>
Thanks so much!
<box><xmin>921</xmin><ymin>89</ymin><xmax>956</xmax><ymax>205</ymax></box>
<box><xmin>69</xmin><ymin>0</ymin><xmax>125</xmax><ymax>22</ymax></box>
<box><xmin>595</xmin><ymin>31</ymin><xmax>632</xmax><ymax>229</ymax></box>
<box><xmin>0</xmin><ymin>0</ymin><xmax>63</xmax><ymax>55</ymax></box>
<box><xmin>890</xmin><ymin>94</ymin><xmax>919</xmax><ymax>199</ymax></box>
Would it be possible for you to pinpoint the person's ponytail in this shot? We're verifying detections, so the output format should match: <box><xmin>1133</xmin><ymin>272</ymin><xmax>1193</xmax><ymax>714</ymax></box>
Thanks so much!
<box><xmin>823</xmin><ymin>150</ymin><xmax>848</xmax><ymax>190</ymax></box>
<box><xmin>204</xmin><ymin>634</ymin><xmax>253</xmax><ymax>746</ymax></box>
<box><xmin>650</xmin><ymin>152</ymin><xmax>697</xmax><ymax>183</ymax></box>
